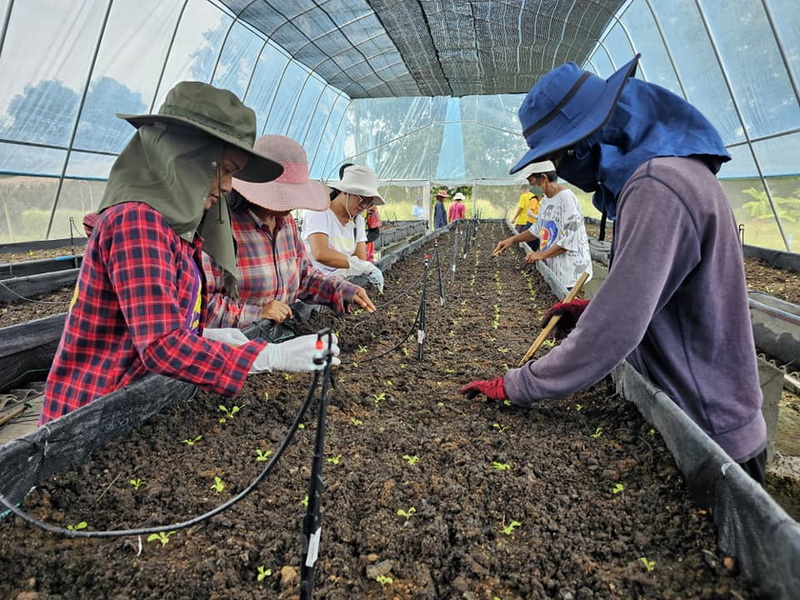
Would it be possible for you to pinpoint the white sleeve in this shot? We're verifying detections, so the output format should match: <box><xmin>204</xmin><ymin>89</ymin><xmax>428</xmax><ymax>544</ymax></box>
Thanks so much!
<box><xmin>301</xmin><ymin>209</ymin><xmax>332</xmax><ymax>239</ymax></box>
<box><xmin>355</xmin><ymin>214</ymin><xmax>368</xmax><ymax>244</ymax></box>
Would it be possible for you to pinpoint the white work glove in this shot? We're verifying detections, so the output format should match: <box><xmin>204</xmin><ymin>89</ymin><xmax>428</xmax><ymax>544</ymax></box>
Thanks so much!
<box><xmin>348</xmin><ymin>256</ymin><xmax>385</xmax><ymax>293</ymax></box>
<box><xmin>249</xmin><ymin>333</ymin><xmax>341</xmax><ymax>374</ymax></box>
<box><xmin>202</xmin><ymin>327</ymin><xmax>251</xmax><ymax>347</ymax></box>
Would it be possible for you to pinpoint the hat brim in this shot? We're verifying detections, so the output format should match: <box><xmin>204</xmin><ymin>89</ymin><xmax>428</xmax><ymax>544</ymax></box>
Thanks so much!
<box><xmin>233</xmin><ymin>178</ymin><xmax>330</xmax><ymax>212</ymax></box>
<box><xmin>118</xmin><ymin>113</ymin><xmax>284</xmax><ymax>183</ymax></box>
<box><xmin>331</xmin><ymin>183</ymin><xmax>385</xmax><ymax>206</ymax></box>
<box><xmin>509</xmin><ymin>55</ymin><xmax>640</xmax><ymax>175</ymax></box>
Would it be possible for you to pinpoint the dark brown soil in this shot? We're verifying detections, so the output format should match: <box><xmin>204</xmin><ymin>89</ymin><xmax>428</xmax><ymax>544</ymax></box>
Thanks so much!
<box><xmin>0</xmin><ymin>223</ymin><xmax>757</xmax><ymax>599</ymax></box>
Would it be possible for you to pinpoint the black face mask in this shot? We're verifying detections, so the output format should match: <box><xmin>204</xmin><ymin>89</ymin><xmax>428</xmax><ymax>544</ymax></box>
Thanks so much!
<box><xmin>556</xmin><ymin>139</ymin><xmax>600</xmax><ymax>193</ymax></box>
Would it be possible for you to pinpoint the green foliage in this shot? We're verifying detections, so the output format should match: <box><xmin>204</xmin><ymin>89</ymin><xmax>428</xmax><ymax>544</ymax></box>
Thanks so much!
<box><xmin>612</xmin><ymin>483</ymin><xmax>625</xmax><ymax>494</ymax></box>
<box><xmin>218</xmin><ymin>405</ymin><xmax>240</xmax><ymax>423</ymax></box>
<box><xmin>640</xmin><ymin>557</ymin><xmax>655</xmax><ymax>572</ymax></box>
<box><xmin>396</xmin><ymin>507</ymin><xmax>416</xmax><ymax>521</ymax></box>
<box><xmin>590</xmin><ymin>426</ymin><xmax>603</xmax><ymax>438</ymax></box>
<box><xmin>326</xmin><ymin>454</ymin><xmax>342</xmax><ymax>465</ymax></box>
<box><xmin>255</xmin><ymin>449</ymin><xmax>273</xmax><ymax>462</ymax></box>
<box><xmin>67</xmin><ymin>521</ymin><xmax>88</xmax><ymax>531</ymax></box>
<box><xmin>182</xmin><ymin>435</ymin><xmax>202</xmax><ymax>446</ymax></box>
<box><xmin>210</xmin><ymin>476</ymin><xmax>225</xmax><ymax>493</ymax></box>
<box><xmin>493</xmin><ymin>423</ymin><xmax>508</xmax><ymax>433</ymax></box>
<box><xmin>375</xmin><ymin>575</ymin><xmax>393</xmax><ymax>587</ymax></box>
<box><xmin>492</xmin><ymin>461</ymin><xmax>511</xmax><ymax>471</ymax></box>
<box><xmin>129</xmin><ymin>478</ymin><xmax>145</xmax><ymax>491</ymax></box>
<box><xmin>501</xmin><ymin>520</ymin><xmax>521</xmax><ymax>535</ymax></box>
<box><xmin>402</xmin><ymin>454</ymin><xmax>419</xmax><ymax>466</ymax></box>
<box><xmin>147</xmin><ymin>531</ymin><xmax>176</xmax><ymax>547</ymax></box>
<box><xmin>257</xmin><ymin>566</ymin><xmax>272</xmax><ymax>582</ymax></box>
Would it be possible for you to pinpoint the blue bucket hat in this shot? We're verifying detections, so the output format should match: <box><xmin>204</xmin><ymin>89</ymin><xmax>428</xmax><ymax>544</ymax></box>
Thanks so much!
<box><xmin>510</xmin><ymin>54</ymin><xmax>640</xmax><ymax>174</ymax></box>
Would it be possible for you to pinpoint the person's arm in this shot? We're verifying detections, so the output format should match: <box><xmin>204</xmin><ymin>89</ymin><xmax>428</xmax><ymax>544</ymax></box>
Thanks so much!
<box><xmin>306</xmin><ymin>232</ymin><xmax>352</xmax><ymax>269</ymax></box>
<box><xmin>503</xmin><ymin>174</ymin><xmax>699</xmax><ymax>404</ymax></box>
<box><xmin>354</xmin><ymin>241</ymin><xmax>367</xmax><ymax>260</ymax></box>
<box><xmin>104</xmin><ymin>206</ymin><xmax>265</xmax><ymax>397</ymax></box>
<box><xmin>524</xmin><ymin>244</ymin><xmax>567</xmax><ymax>263</ymax></box>
<box><xmin>512</xmin><ymin>206</ymin><xmax>523</xmax><ymax>222</ymax></box>
<box><xmin>493</xmin><ymin>228</ymin><xmax>537</xmax><ymax>254</ymax></box>
<box><xmin>201</xmin><ymin>251</ymin><xmax>262</xmax><ymax>328</ymax></box>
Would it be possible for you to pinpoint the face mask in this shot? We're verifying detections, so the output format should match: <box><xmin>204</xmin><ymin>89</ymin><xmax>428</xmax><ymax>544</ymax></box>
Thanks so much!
<box><xmin>556</xmin><ymin>139</ymin><xmax>600</xmax><ymax>193</ymax></box>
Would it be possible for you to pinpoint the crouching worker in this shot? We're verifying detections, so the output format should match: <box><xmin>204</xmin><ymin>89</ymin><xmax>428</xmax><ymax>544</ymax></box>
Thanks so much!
<box><xmin>301</xmin><ymin>164</ymin><xmax>385</xmax><ymax>293</ymax></box>
<box><xmin>41</xmin><ymin>82</ymin><xmax>339</xmax><ymax>425</ymax></box>
<box><xmin>461</xmin><ymin>55</ymin><xmax>767</xmax><ymax>489</ymax></box>
<box><xmin>202</xmin><ymin>135</ymin><xmax>376</xmax><ymax>336</ymax></box>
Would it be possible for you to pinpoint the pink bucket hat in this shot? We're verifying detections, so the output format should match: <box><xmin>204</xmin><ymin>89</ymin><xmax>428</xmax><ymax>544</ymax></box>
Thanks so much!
<box><xmin>232</xmin><ymin>135</ymin><xmax>329</xmax><ymax>212</ymax></box>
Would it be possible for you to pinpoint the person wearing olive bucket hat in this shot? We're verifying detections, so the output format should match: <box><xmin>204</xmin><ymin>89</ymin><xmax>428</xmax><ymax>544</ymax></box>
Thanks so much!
<box><xmin>461</xmin><ymin>55</ymin><xmax>767</xmax><ymax>494</ymax></box>
<box><xmin>202</xmin><ymin>135</ymin><xmax>377</xmax><ymax>332</ymax></box>
<box><xmin>41</xmin><ymin>82</ymin><xmax>340</xmax><ymax>424</ymax></box>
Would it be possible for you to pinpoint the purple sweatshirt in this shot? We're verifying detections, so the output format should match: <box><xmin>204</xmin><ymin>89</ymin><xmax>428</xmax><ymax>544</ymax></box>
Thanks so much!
<box><xmin>504</xmin><ymin>157</ymin><xmax>765</xmax><ymax>462</ymax></box>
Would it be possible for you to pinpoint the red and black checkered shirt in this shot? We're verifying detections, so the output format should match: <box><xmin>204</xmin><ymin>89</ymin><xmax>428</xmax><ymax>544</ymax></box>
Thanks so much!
<box><xmin>202</xmin><ymin>210</ymin><xmax>358</xmax><ymax>328</ymax></box>
<box><xmin>41</xmin><ymin>203</ymin><xmax>266</xmax><ymax>424</ymax></box>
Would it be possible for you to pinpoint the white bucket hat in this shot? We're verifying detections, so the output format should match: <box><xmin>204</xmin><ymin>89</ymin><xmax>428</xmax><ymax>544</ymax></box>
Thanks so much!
<box><xmin>331</xmin><ymin>165</ymin><xmax>385</xmax><ymax>206</ymax></box>
<box><xmin>453</xmin><ymin>192</ymin><xmax>466</xmax><ymax>201</ymax></box>
<box><xmin>232</xmin><ymin>135</ymin><xmax>329</xmax><ymax>211</ymax></box>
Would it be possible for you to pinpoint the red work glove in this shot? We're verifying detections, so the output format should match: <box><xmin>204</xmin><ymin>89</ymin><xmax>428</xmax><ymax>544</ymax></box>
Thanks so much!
<box><xmin>460</xmin><ymin>377</ymin><xmax>508</xmax><ymax>401</ymax></box>
<box><xmin>541</xmin><ymin>298</ymin><xmax>590</xmax><ymax>338</ymax></box>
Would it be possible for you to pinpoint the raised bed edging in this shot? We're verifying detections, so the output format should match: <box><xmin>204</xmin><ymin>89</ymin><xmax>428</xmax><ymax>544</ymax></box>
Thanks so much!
<box><xmin>0</xmin><ymin>269</ymin><xmax>79</xmax><ymax>305</ymax></box>
<box><xmin>0</xmin><ymin>255</ymin><xmax>83</xmax><ymax>279</ymax></box>
<box><xmin>744</xmin><ymin>244</ymin><xmax>800</xmax><ymax>273</ymax></box>
<box><xmin>0</xmin><ymin>313</ymin><xmax>67</xmax><ymax>393</ymax></box>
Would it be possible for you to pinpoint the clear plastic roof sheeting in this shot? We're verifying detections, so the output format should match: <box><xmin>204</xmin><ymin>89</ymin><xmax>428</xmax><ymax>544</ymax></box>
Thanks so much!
<box><xmin>0</xmin><ymin>0</ymin><xmax>798</xmax><ymax>250</ymax></box>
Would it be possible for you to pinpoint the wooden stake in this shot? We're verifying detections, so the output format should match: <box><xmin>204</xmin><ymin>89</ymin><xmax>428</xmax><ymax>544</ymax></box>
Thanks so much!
<box><xmin>519</xmin><ymin>272</ymin><xmax>589</xmax><ymax>366</ymax></box>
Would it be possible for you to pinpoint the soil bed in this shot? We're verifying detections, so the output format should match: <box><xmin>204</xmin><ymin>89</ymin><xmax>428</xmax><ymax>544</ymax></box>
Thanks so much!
<box><xmin>0</xmin><ymin>223</ymin><xmax>757</xmax><ymax>599</ymax></box>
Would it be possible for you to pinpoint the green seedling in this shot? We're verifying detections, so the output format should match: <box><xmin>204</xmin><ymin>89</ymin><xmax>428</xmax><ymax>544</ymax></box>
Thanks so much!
<box><xmin>541</xmin><ymin>339</ymin><xmax>556</xmax><ymax>349</ymax></box>
<box><xmin>503</xmin><ymin>400</ymin><xmax>512</xmax><ymax>407</ymax></box>
<box><xmin>502</xmin><ymin>363</ymin><xmax>510</xmax><ymax>371</ymax></box>
<box><xmin>590</xmin><ymin>426</ymin><xmax>603</xmax><ymax>438</ymax></box>
<box><xmin>575</xmin><ymin>404</ymin><xmax>582</xmax><ymax>411</ymax></box>
<box><xmin>338</xmin><ymin>375</ymin><xmax>346</xmax><ymax>384</ymax></box>
<box><xmin>283</xmin><ymin>373</ymin><xmax>292</xmax><ymax>381</ymax></box>
<box><xmin>327</xmin><ymin>454</ymin><xmax>342</xmax><ymax>465</ymax></box>
<box><xmin>218</xmin><ymin>405</ymin><xmax>240</xmax><ymax>423</ymax></box>
<box><xmin>375</xmin><ymin>575</ymin><xmax>393</xmax><ymax>587</ymax></box>
<box><xmin>492</xmin><ymin>462</ymin><xmax>511</xmax><ymax>471</ymax></box>
<box><xmin>67</xmin><ymin>521</ymin><xmax>88</xmax><ymax>531</ymax></box>
<box><xmin>373</xmin><ymin>392</ymin><xmax>386</xmax><ymax>406</ymax></box>
<box><xmin>501</xmin><ymin>520</ymin><xmax>522</xmax><ymax>535</ymax></box>
<box><xmin>612</xmin><ymin>483</ymin><xmax>625</xmax><ymax>494</ymax></box>
<box><xmin>297</xmin><ymin>423</ymin><xmax>305</xmax><ymax>429</ymax></box>
<box><xmin>444</xmin><ymin>368</ymin><xmax>455</xmax><ymax>374</ymax></box>
<box><xmin>396</xmin><ymin>507</ymin><xmax>416</xmax><ymax>521</ymax></box>
<box><xmin>129</xmin><ymin>478</ymin><xmax>145</xmax><ymax>491</ymax></box>
<box><xmin>497</xmin><ymin>347</ymin><xmax>509</xmax><ymax>354</ymax></box>
<box><xmin>493</xmin><ymin>423</ymin><xmax>508</xmax><ymax>433</ymax></box>
<box><xmin>301</xmin><ymin>495</ymin><xmax>309</xmax><ymax>507</ymax></box>
<box><xmin>403</xmin><ymin>454</ymin><xmax>419</xmax><ymax>466</ymax></box>
<box><xmin>358</xmin><ymin>344</ymin><xmax>368</xmax><ymax>353</ymax></box>
<box><xmin>263</xmin><ymin>392</ymin><xmax>270</xmax><ymax>401</ymax></box>
<box><xmin>350</xmin><ymin>417</ymin><xmax>363</xmax><ymax>426</ymax></box>
<box><xmin>352</xmin><ymin>361</ymin><xmax>360</xmax><ymax>368</ymax></box>
<box><xmin>385</xmin><ymin>380</ymin><xmax>393</xmax><ymax>386</ymax></box>
<box><xmin>640</xmin><ymin>557</ymin><xmax>655</xmax><ymax>572</ymax></box>
<box><xmin>182</xmin><ymin>435</ymin><xmax>203</xmax><ymax>446</ymax></box>
<box><xmin>255</xmin><ymin>449</ymin><xmax>273</xmax><ymax>462</ymax></box>
<box><xmin>437</xmin><ymin>401</ymin><xmax>445</xmax><ymax>407</ymax></box>
<box><xmin>210</xmin><ymin>476</ymin><xmax>225</xmax><ymax>493</ymax></box>
<box><xmin>649</xmin><ymin>428</ymin><xmax>657</xmax><ymax>436</ymax></box>
<box><xmin>257</xmin><ymin>566</ymin><xmax>272</xmax><ymax>582</ymax></box>
<box><xmin>147</xmin><ymin>531</ymin><xmax>176</xmax><ymax>546</ymax></box>
<box><xmin>401</xmin><ymin>346</ymin><xmax>409</xmax><ymax>357</ymax></box>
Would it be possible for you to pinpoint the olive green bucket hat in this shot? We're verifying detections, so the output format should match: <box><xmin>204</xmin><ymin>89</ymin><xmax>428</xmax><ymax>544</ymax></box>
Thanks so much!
<box><xmin>118</xmin><ymin>81</ymin><xmax>283</xmax><ymax>183</ymax></box>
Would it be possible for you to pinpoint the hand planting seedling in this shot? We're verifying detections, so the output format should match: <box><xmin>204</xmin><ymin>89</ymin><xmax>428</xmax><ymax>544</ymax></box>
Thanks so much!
<box><xmin>640</xmin><ymin>557</ymin><xmax>655</xmax><ymax>572</ymax></box>
<box><xmin>501</xmin><ymin>520</ymin><xmax>522</xmax><ymax>535</ymax></box>
<box><xmin>403</xmin><ymin>454</ymin><xmax>419</xmax><ymax>466</ymax></box>
<box><xmin>612</xmin><ymin>483</ymin><xmax>625</xmax><ymax>494</ymax></box>
<box><xmin>210</xmin><ymin>476</ymin><xmax>225</xmax><ymax>493</ymax></box>
<box><xmin>493</xmin><ymin>423</ymin><xmax>508</xmax><ymax>433</ymax></box>
<box><xmin>396</xmin><ymin>507</ymin><xmax>416</xmax><ymax>521</ymax></box>
<box><xmin>218</xmin><ymin>405</ymin><xmax>240</xmax><ymax>423</ymax></box>
<box><xmin>67</xmin><ymin>521</ymin><xmax>88</xmax><ymax>531</ymax></box>
<box><xmin>590</xmin><ymin>426</ymin><xmax>603</xmax><ymax>438</ymax></box>
<box><xmin>182</xmin><ymin>435</ymin><xmax>203</xmax><ymax>446</ymax></box>
<box><xmin>147</xmin><ymin>531</ymin><xmax>176</xmax><ymax>547</ymax></box>
<box><xmin>327</xmin><ymin>454</ymin><xmax>342</xmax><ymax>465</ymax></box>
<box><xmin>375</xmin><ymin>575</ymin><xmax>393</xmax><ymax>587</ymax></box>
<box><xmin>255</xmin><ymin>449</ymin><xmax>273</xmax><ymax>462</ymax></box>
<box><xmin>257</xmin><ymin>566</ymin><xmax>272</xmax><ymax>582</ymax></box>
<box><xmin>129</xmin><ymin>478</ymin><xmax>145</xmax><ymax>491</ymax></box>
<box><xmin>492</xmin><ymin>461</ymin><xmax>511</xmax><ymax>471</ymax></box>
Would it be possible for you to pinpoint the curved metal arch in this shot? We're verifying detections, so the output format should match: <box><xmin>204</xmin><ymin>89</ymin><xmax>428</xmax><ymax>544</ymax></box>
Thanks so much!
<box><xmin>761</xmin><ymin>0</ymin><xmax>800</xmax><ymax>107</ymax></box>
<box><xmin>694</xmin><ymin>0</ymin><xmax>790</xmax><ymax>251</ymax></box>
<box><xmin>307</xmin><ymin>88</ymin><xmax>349</xmax><ymax>174</ymax></box>
<box><xmin>259</xmin><ymin>57</ymin><xmax>295</xmax><ymax>136</ymax></box>
<box><xmin>0</xmin><ymin>0</ymin><xmax>14</xmax><ymax>59</ymax></box>
<box><xmin>643</xmin><ymin>0</ymin><xmax>688</xmax><ymax>99</ymax></box>
<box><xmin>45</xmin><ymin>0</ymin><xmax>115</xmax><ymax>239</ymax></box>
<box><xmin>149</xmin><ymin>0</ymin><xmax>191</xmax><ymax>112</ymax></box>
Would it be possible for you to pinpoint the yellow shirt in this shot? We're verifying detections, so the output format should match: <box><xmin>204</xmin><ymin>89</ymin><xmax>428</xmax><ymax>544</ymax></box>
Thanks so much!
<box><xmin>515</xmin><ymin>192</ymin><xmax>534</xmax><ymax>225</ymax></box>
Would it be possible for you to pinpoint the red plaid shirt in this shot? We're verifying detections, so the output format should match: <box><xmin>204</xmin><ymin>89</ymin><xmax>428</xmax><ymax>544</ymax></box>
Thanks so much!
<box><xmin>41</xmin><ymin>203</ymin><xmax>266</xmax><ymax>424</ymax></box>
<box><xmin>202</xmin><ymin>209</ymin><xmax>358</xmax><ymax>328</ymax></box>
